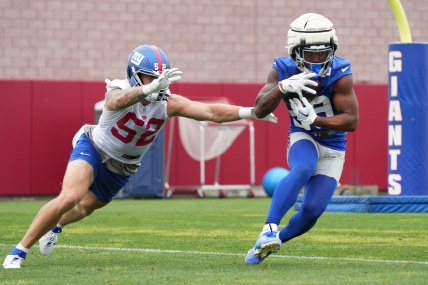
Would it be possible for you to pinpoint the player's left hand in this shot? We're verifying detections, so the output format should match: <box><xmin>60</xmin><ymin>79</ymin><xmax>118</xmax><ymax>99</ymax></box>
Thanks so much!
<box><xmin>144</xmin><ymin>89</ymin><xmax>170</xmax><ymax>102</ymax></box>
<box><xmin>156</xmin><ymin>68</ymin><xmax>183</xmax><ymax>89</ymax></box>
<box><xmin>289</xmin><ymin>96</ymin><xmax>317</xmax><ymax>125</ymax></box>
<box><xmin>142</xmin><ymin>68</ymin><xmax>183</xmax><ymax>100</ymax></box>
<box><xmin>239</xmin><ymin>107</ymin><xmax>278</xmax><ymax>123</ymax></box>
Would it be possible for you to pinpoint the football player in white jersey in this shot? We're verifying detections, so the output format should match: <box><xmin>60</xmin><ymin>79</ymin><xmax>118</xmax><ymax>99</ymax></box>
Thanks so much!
<box><xmin>3</xmin><ymin>44</ymin><xmax>278</xmax><ymax>269</ymax></box>
<box><xmin>245</xmin><ymin>13</ymin><xmax>359</xmax><ymax>265</ymax></box>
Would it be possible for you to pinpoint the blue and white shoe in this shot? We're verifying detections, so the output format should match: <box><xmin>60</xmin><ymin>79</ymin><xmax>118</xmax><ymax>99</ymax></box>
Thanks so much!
<box><xmin>39</xmin><ymin>226</ymin><xmax>62</xmax><ymax>255</ymax></box>
<box><xmin>2</xmin><ymin>248</ymin><xmax>27</xmax><ymax>269</ymax></box>
<box><xmin>245</xmin><ymin>247</ymin><xmax>268</xmax><ymax>265</ymax></box>
<box><xmin>245</xmin><ymin>231</ymin><xmax>281</xmax><ymax>265</ymax></box>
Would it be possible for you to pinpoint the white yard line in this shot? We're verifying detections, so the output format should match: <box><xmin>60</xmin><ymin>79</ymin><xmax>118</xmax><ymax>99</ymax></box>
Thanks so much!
<box><xmin>58</xmin><ymin>244</ymin><xmax>428</xmax><ymax>265</ymax></box>
<box><xmin>1</xmin><ymin>243</ymin><xmax>427</xmax><ymax>265</ymax></box>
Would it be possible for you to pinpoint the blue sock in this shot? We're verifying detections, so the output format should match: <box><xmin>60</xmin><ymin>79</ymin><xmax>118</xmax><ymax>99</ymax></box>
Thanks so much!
<box><xmin>52</xmin><ymin>225</ymin><xmax>63</xmax><ymax>233</ymax></box>
<box><xmin>279</xmin><ymin>174</ymin><xmax>337</xmax><ymax>242</ymax></box>
<box><xmin>10</xmin><ymin>248</ymin><xmax>27</xmax><ymax>259</ymax></box>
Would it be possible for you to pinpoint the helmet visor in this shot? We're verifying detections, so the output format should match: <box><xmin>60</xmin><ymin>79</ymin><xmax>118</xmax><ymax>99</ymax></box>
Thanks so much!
<box><xmin>302</xmin><ymin>45</ymin><xmax>333</xmax><ymax>64</ymax></box>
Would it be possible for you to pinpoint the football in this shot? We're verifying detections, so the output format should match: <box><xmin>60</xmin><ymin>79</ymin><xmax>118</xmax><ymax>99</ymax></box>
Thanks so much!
<box><xmin>282</xmin><ymin>80</ymin><xmax>320</xmax><ymax>102</ymax></box>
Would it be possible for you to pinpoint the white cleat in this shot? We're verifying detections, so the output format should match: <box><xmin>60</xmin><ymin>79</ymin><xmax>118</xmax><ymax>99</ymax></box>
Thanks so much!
<box><xmin>3</xmin><ymin>255</ymin><xmax>23</xmax><ymax>269</ymax></box>
<box><xmin>3</xmin><ymin>249</ymin><xmax>26</xmax><ymax>269</ymax></box>
<box><xmin>39</xmin><ymin>230</ymin><xmax>59</xmax><ymax>255</ymax></box>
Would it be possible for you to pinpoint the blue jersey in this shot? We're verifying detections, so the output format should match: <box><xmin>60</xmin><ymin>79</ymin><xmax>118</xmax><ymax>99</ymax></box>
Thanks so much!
<box><xmin>273</xmin><ymin>56</ymin><xmax>352</xmax><ymax>151</ymax></box>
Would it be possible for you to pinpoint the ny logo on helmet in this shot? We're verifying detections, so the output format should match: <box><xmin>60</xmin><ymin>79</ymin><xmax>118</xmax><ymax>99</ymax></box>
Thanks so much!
<box><xmin>130</xmin><ymin>52</ymin><xmax>144</xmax><ymax>65</ymax></box>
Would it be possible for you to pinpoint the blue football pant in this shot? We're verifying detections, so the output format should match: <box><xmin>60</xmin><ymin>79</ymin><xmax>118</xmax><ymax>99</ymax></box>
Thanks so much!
<box><xmin>265</xmin><ymin>138</ymin><xmax>339</xmax><ymax>243</ymax></box>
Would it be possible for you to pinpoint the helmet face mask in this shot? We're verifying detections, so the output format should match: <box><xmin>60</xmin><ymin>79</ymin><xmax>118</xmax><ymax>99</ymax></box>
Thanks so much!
<box><xmin>127</xmin><ymin>45</ymin><xmax>170</xmax><ymax>87</ymax></box>
<box><xmin>287</xmin><ymin>13</ymin><xmax>338</xmax><ymax>77</ymax></box>
<box><xmin>294</xmin><ymin>44</ymin><xmax>335</xmax><ymax>77</ymax></box>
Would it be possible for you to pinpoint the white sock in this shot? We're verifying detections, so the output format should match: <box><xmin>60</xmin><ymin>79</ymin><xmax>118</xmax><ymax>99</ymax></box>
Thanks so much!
<box><xmin>260</xmin><ymin>223</ymin><xmax>278</xmax><ymax>235</ymax></box>
<box><xmin>16</xmin><ymin>243</ymin><xmax>29</xmax><ymax>253</ymax></box>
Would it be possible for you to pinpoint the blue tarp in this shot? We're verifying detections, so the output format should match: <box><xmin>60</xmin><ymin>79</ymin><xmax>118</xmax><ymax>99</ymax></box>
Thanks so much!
<box><xmin>294</xmin><ymin>195</ymin><xmax>428</xmax><ymax>213</ymax></box>
<box><xmin>119</xmin><ymin>131</ymin><xmax>164</xmax><ymax>199</ymax></box>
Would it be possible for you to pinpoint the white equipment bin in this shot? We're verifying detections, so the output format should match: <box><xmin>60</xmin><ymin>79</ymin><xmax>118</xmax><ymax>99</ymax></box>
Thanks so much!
<box><xmin>164</xmin><ymin>98</ymin><xmax>255</xmax><ymax>198</ymax></box>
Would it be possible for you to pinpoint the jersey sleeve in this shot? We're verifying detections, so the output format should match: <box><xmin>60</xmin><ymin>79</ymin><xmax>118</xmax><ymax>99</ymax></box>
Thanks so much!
<box><xmin>273</xmin><ymin>56</ymin><xmax>300</xmax><ymax>81</ymax></box>
<box><xmin>105</xmin><ymin>79</ymin><xmax>131</xmax><ymax>92</ymax></box>
<box><xmin>329</xmin><ymin>57</ymin><xmax>352</xmax><ymax>83</ymax></box>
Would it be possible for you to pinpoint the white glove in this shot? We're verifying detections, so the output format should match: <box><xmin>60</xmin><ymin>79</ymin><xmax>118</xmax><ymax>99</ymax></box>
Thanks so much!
<box><xmin>289</xmin><ymin>97</ymin><xmax>317</xmax><ymax>125</ymax></box>
<box><xmin>144</xmin><ymin>89</ymin><xmax>170</xmax><ymax>102</ymax></box>
<box><xmin>142</xmin><ymin>68</ymin><xmax>183</xmax><ymax>101</ymax></box>
<box><xmin>278</xmin><ymin>72</ymin><xmax>318</xmax><ymax>95</ymax></box>
<box><xmin>238</xmin><ymin>107</ymin><xmax>278</xmax><ymax>124</ymax></box>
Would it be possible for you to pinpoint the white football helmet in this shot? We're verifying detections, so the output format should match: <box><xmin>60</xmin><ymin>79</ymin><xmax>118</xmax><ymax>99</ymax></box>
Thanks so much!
<box><xmin>287</xmin><ymin>13</ymin><xmax>339</xmax><ymax>77</ymax></box>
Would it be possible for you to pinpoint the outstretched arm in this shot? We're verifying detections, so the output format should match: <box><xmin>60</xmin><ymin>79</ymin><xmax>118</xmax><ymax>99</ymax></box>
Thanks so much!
<box><xmin>167</xmin><ymin>94</ymin><xmax>277</xmax><ymax>123</ymax></box>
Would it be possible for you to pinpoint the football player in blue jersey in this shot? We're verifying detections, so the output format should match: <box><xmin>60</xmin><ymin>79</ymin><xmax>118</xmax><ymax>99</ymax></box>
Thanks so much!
<box><xmin>245</xmin><ymin>13</ymin><xmax>359</xmax><ymax>265</ymax></box>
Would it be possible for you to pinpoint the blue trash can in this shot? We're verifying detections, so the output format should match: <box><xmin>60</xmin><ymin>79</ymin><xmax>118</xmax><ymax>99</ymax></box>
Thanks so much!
<box><xmin>120</xmin><ymin>130</ymin><xmax>164</xmax><ymax>198</ymax></box>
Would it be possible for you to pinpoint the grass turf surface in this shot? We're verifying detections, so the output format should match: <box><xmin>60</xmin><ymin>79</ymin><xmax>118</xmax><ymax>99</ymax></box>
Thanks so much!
<box><xmin>0</xmin><ymin>198</ymin><xmax>427</xmax><ymax>284</ymax></box>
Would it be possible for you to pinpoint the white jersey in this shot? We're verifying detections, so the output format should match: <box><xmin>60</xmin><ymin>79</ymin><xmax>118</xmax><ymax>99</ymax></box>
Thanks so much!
<box><xmin>92</xmin><ymin>79</ymin><xmax>169</xmax><ymax>164</ymax></box>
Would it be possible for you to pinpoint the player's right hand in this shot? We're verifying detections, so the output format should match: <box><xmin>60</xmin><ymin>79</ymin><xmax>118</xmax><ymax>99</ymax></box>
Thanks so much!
<box><xmin>278</xmin><ymin>72</ymin><xmax>318</xmax><ymax>95</ymax></box>
<box><xmin>259</xmin><ymin>112</ymin><xmax>278</xmax><ymax>124</ymax></box>
<box><xmin>238</xmin><ymin>107</ymin><xmax>278</xmax><ymax>124</ymax></box>
<box><xmin>289</xmin><ymin>96</ymin><xmax>317</xmax><ymax>127</ymax></box>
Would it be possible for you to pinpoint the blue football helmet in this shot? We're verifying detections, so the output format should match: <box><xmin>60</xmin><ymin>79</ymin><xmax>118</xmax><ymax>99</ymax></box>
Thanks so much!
<box><xmin>127</xmin><ymin>45</ymin><xmax>170</xmax><ymax>87</ymax></box>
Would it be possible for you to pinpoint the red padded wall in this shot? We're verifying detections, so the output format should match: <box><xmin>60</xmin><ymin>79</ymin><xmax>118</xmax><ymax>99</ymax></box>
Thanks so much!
<box><xmin>81</xmin><ymin>81</ymin><xmax>105</xmax><ymax>123</ymax></box>
<box><xmin>31</xmin><ymin>81</ymin><xmax>83</xmax><ymax>194</ymax></box>
<box><xmin>353</xmin><ymin>85</ymin><xmax>388</xmax><ymax>189</ymax></box>
<box><xmin>1</xmin><ymin>80</ymin><xmax>32</xmax><ymax>195</ymax></box>
<box><xmin>0</xmin><ymin>80</ymin><xmax>388</xmax><ymax>196</ymax></box>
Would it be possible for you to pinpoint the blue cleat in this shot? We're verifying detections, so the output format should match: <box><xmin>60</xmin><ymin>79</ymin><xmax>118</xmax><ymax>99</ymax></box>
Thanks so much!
<box><xmin>245</xmin><ymin>231</ymin><xmax>281</xmax><ymax>265</ymax></box>
<box><xmin>245</xmin><ymin>247</ymin><xmax>267</xmax><ymax>265</ymax></box>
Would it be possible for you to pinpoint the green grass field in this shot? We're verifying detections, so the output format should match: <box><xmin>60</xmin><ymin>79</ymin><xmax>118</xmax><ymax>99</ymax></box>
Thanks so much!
<box><xmin>1</xmin><ymin>198</ymin><xmax>427</xmax><ymax>284</ymax></box>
